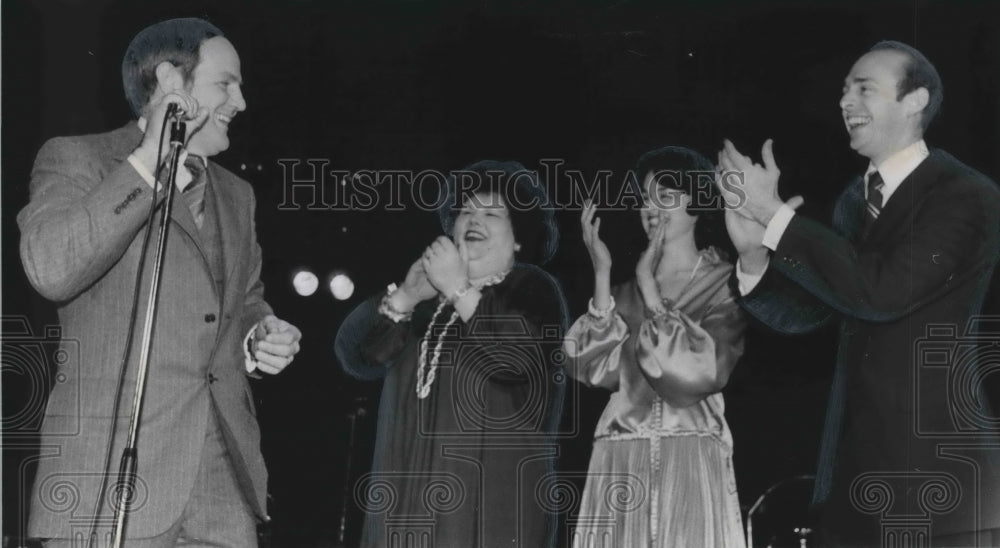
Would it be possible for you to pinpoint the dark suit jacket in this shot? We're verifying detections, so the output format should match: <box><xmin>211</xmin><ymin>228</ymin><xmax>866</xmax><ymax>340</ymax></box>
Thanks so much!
<box><xmin>18</xmin><ymin>123</ymin><xmax>273</xmax><ymax>538</ymax></box>
<box><xmin>738</xmin><ymin>149</ymin><xmax>1000</xmax><ymax>543</ymax></box>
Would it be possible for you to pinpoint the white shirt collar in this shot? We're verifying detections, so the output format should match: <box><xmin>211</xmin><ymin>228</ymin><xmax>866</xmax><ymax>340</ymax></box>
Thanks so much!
<box><xmin>134</xmin><ymin>117</ymin><xmax>206</xmax><ymax>190</ymax></box>
<box><xmin>864</xmin><ymin>139</ymin><xmax>929</xmax><ymax>205</ymax></box>
<box><xmin>136</xmin><ymin>117</ymin><xmax>207</xmax><ymax>168</ymax></box>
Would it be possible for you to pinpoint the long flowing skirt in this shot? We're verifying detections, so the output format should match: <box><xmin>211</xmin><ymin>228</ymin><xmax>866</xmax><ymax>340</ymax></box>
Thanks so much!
<box><xmin>572</xmin><ymin>435</ymin><xmax>745</xmax><ymax>548</ymax></box>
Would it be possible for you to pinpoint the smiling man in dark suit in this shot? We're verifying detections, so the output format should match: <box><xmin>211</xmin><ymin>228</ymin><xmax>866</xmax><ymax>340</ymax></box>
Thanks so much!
<box><xmin>719</xmin><ymin>41</ymin><xmax>1000</xmax><ymax>546</ymax></box>
<box><xmin>18</xmin><ymin>18</ymin><xmax>301</xmax><ymax>547</ymax></box>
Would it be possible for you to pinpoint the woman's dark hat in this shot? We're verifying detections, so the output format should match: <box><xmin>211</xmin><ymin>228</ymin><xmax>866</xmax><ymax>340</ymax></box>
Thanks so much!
<box><xmin>438</xmin><ymin>160</ymin><xmax>559</xmax><ymax>265</ymax></box>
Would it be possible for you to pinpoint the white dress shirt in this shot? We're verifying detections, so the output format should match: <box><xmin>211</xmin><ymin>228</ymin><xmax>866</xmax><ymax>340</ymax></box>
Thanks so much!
<box><xmin>126</xmin><ymin>117</ymin><xmax>203</xmax><ymax>191</ymax></box>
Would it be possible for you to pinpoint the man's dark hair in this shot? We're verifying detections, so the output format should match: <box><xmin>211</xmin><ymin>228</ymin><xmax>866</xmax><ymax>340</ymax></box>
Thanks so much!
<box><xmin>121</xmin><ymin>18</ymin><xmax>224</xmax><ymax>117</ymax></box>
<box><xmin>869</xmin><ymin>40</ymin><xmax>943</xmax><ymax>130</ymax></box>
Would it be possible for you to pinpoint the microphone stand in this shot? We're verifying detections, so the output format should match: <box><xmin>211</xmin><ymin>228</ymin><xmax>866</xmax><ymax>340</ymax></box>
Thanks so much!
<box><xmin>338</xmin><ymin>397</ymin><xmax>368</xmax><ymax>546</ymax></box>
<box><xmin>109</xmin><ymin>115</ymin><xmax>186</xmax><ymax>548</ymax></box>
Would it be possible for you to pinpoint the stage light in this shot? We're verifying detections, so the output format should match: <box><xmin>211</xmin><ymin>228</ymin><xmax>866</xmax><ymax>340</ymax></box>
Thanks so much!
<box><xmin>330</xmin><ymin>273</ymin><xmax>355</xmax><ymax>300</ymax></box>
<box><xmin>292</xmin><ymin>270</ymin><xmax>319</xmax><ymax>296</ymax></box>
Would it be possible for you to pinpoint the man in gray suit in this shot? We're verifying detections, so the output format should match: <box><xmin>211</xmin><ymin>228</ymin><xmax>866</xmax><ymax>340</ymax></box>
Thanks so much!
<box><xmin>18</xmin><ymin>18</ymin><xmax>301</xmax><ymax>547</ymax></box>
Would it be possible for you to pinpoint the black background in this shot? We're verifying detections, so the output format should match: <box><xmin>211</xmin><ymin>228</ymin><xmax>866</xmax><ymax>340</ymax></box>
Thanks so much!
<box><xmin>3</xmin><ymin>0</ymin><xmax>999</xmax><ymax>546</ymax></box>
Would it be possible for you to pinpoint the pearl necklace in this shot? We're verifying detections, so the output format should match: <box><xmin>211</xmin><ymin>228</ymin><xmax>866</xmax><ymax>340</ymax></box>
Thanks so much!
<box><xmin>415</xmin><ymin>269</ymin><xmax>510</xmax><ymax>399</ymax></box>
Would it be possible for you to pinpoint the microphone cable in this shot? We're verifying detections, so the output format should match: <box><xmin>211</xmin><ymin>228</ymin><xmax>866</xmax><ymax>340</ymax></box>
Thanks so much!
<box><xmin>86</xmin><ymin>109</ymin><xmax>181</xmax><ymax>548</ymax></box>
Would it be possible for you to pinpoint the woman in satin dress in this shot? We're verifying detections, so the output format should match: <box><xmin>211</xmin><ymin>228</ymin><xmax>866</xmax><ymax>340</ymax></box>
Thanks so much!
<box><xmin>565</xmin><ymin>146</ymin><xmax>747</xmax><ymax>547</ymax></box>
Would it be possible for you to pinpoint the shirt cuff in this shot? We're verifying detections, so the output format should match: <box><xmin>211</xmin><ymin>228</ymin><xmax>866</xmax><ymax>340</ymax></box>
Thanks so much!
<box><xmin>586</xmin><ymin>296</ymin><xmax>617</xmax><ymax>327</ymax></box>
<box><xmin>762</xmin><ymin>203</ymin><xmax>796</xmax><ymax>251</ymax></box>
<box><xmin>735</xmin><ymin>257</ymin><xmax>769</xmax><ymax>295</ymax></box>
<box><xmin>243</xmin><ymin>326</ymin><xmax>258</xmax><ymax>373</ymax></box>
<box><xmin>127</xmin><ymin>154</ymin><xmax>158</xmax><ymax>189</ymax></box>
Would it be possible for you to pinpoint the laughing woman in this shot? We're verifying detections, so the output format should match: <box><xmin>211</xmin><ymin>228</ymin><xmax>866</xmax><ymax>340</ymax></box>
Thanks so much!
<box><xmin>566</xmin><ymin>147</ymin><xmax>747</xmax><ymax>547</ymax></box>
<box><xmin>335</xmin><ymin>161</ymin><xmax>567</xmax><ymax>548</ymax></box>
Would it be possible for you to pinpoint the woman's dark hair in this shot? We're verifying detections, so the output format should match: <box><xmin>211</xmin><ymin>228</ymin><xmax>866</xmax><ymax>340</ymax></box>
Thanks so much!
<box><xmin>439</xmin><ymin>160</ymin><xmax>559</xmax><ymax>265</ymax></box>
<box><xmin>122</xmin><ymin>18</ymin><xmax>224</xmax><ymax>117</ymax></box>
<box><xmin>634</xmin><ymin>146</ymin><xmax>731</xmax><ymax>255</ymax></box>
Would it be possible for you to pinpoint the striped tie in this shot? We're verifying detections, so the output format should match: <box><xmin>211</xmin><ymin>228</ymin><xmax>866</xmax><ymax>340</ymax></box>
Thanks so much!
<box><xmin>864</xmin><ymin>170</ymin><xmax>884</xmax><ymax>230</ymax></box>
<box><xmin>183</xmin><ymin>155</ymin><xmax>207</xmax><ymax>229</ymax></box>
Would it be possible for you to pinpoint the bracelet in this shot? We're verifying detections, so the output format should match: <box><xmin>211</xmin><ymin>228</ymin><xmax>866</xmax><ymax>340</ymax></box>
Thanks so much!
<box><xmin>448</xmin><ymin>280</ymin><xmax>472</xmax><ymax>305</ymax></box>
<box><xmin>587</xmin><ymin>296</ymin><xmax>616</xmax><ymax>320</ymax></box>
<box><xmin>378</xmin><ymin>288</ymin><xmax>412</xmax><ymax>323</ymax></box>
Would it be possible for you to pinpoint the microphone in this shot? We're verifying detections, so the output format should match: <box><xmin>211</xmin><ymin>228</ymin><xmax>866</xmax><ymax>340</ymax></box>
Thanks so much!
<box><xmin>165</xmin><ymin>102</ymin><xmax>186</xmax><ymax>120</ymax></box>
<box><xmin>166</xmin><ymin>102</ymin><xmax>187</xmax><ymax>145</ymax></box>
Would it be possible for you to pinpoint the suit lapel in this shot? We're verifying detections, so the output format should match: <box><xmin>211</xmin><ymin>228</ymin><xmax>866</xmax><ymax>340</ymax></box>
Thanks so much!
<box><xmin>863</xmin><ymin>151</ymin><xmax>941</xmax><ymax>244</ymax></box>
<box><xmin>170</xmin><ymin>190</ymin><xmax>204</xmax><ymax>244</ymax></box>
<box><xmin>834</xmin><ymin>176</ymin><xmax>867</xmax><ymax>243</ymax></box>
<box><xmin>168</xmin><ymin>175</ymin><xmax>219</xmax><ymax>302</ymax></box>
<box><xmin>206</xmin><ymin>163</ymin><xmax>247</xmax><ymax>307</ymax></box>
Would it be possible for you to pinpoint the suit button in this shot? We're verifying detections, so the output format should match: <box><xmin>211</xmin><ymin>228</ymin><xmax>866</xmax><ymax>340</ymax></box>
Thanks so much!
<box><xmin>205</xmin><ymin>313</ymin><xmax>217</xmax><ymax>323</ymax></box>
<box><xmin>208</xmin><ymin>373</ymin><xmax>218</xmax><ymax>384</ymax></box>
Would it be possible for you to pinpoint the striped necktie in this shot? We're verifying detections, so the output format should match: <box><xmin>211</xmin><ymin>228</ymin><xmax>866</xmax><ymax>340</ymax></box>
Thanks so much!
<box><xmin>183</xmin><ymin>155</ymin><xmax>207</xmax><ymax>229</ymax></box>
<box><xmin>864</xmin><ymin>170</ymin><xmax>885</xmax><ymax>231</ymax></box>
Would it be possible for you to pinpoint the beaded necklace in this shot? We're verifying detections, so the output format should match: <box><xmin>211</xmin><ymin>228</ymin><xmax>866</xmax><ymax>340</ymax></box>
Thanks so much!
<box><xmin>415</xmin><ymin>269</ymin><xmax>510</xmax><ymax>399</ymax></box>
